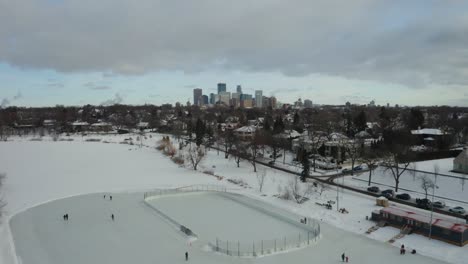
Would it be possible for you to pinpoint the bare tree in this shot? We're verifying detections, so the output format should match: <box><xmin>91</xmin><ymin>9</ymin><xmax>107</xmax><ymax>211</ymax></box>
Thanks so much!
<box><xmin>344</xmin><ymin>139</ymin><xmax>363</xmax><ymax>175</ymax></box>
<box><xmin>419</xmin><ymin>174</ymin><xmax>435</xmax><ymax>199</ymax></box>
<box><xmin>360</xmin><ymin>147</ymin><xmax>381</xmax><ymax>186</ymax></box>
<box><xmin>185</xmin><ymin>143</ymin><xmax>205</xmax><ymax>171</ymax></box>
<box><xmin>256</xmin><ymin>169</ymin><xmax>268</xmax><ymax>192</ymax></box>
<box><xmin>230</xmin><ymin>137</ymin><xmax>245</xmax><ymax>168</ymax></box>
<box><xmin>383</xmin><ymin>147</ymin><xmax>412</xmax><ymax>193</ymax></box>
<box><xmin>289</xmin><ymin>176</ymin><xmax>314</xmax><ymax>204</ymax></box>
<box><xmin>246</xmin><ymin>131</ymin><xmax>264</xmax><ymax>172</ymax></box>
<box><xmin>315</xmin><ymin>180</ymin><xmax>329</xmax><ymax>196</ymax></box>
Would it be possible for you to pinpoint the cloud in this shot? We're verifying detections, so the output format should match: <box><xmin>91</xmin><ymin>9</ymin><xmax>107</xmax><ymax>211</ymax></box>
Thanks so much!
<box><xmin>100</xmin><ymin>93</ymin><xmax>123</xmax><ymax>106</ymax></box>
<box><xmin>47</xmin><ymin>81</ymin><xmax>64</xmax><ymax>89</ymax></box>
<box><xmin>0</xmin><ymin>1</ymin><xmax>467</xmax><ymax>89</ymax></box>
<box><xmin>84</xmin><ymin>82</ymin><xmax>111</xmax><ymax>90</ymax></box>
<box><xmin>0</xmin><ymin>90</ymin><xmax>23</xmax><ymax>108</ymax></box>
<box><xmin>13</xmin><ymin>91</ymin><xmax>22</xmax><ymax>100</ymax></box>
<box><xmin>1</xmin><ymin>98</ymin><xmax>10</xmax><ymax>108</ymax></box>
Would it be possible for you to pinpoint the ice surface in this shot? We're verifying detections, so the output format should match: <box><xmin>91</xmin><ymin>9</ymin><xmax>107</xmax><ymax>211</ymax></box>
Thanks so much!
<box><xmin>10</xmin><ymin>192</ymin><xmax>448</xmax><ymax>264</ymax></box>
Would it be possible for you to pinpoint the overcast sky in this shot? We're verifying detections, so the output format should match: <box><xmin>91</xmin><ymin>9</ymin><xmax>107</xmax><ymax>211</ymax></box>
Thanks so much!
<box><xmin>1</xmin><ymin>0</ymin><xmax>468</xmax><ymax>107</ymax></box>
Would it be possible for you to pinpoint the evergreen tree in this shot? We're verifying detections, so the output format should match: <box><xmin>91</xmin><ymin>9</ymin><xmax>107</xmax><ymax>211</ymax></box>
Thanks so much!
<box><xmin>354</xmin><ymin>110</ymin><xmax>367</xmax><ymax>132</ymax></box>
<box><xmin>195</xmin><ymin>118</ymin><xmax>205</xmax><ymax>146</ymax></box>
<box><xmin>273</xmin><ymin>116</ymin><xmax>285</xmax><ymax>134</ymax></box>
<box><xmin>300</xmin><ymin>149</ymin><xmax>310</xmax><ymax>182</ymax></box>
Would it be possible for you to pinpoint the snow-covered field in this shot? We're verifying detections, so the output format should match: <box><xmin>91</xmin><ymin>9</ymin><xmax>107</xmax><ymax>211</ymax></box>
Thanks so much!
<box><xmin>1</xmin><ymin>133</ymin><xmax>467</xmax><ymax>264</ymax></box>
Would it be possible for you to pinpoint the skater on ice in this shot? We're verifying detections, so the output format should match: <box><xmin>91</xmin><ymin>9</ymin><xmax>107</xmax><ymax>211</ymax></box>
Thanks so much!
<box><xmin>341</xmin><ymin>252</ymin><xmax>345</xmax><ymax>262</ymax></box>
<box><xmin>111</xmin><ymin>214</ymin><xmax>114</xmax><ymax>221</ymax></box>
<box><xmin>185</xmin><ymin>251</ymin><xmax>188</xmax><ymax>261</ymax></box>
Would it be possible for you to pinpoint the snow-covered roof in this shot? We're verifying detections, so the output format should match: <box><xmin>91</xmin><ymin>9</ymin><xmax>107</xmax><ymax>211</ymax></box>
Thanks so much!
<box><xmin>235</xmin><ymin>126</ymin><xmax>256</xmax><ymax>133</ymax></box>
<box><xmin>91</xmin><ymin>122</ymin><xmax>111</xmax><ymax>127</ymax></box>
<box><xmin>380</xmin><ymin>206</ymin><xmax>468</xmax><ymax>233</ymax></box>
<box><xmin>71</xmin><ymin>121</ymin><xmax>89</xmax><ymax>126</ymax></box>
<box><xmin>411</xmin><ymin>128</ymin><xmax>446</xmax><ymax>136</ymax></box>
<box><xmin>355</xmin><ymin>131</ymin><xmax>371</xmax><ymax>139</ymax></box>
<box><xmin>423</xmin><ymin>137</ymin><xmax>435</xmax><ymax>141</ymax></box>
<box><xmin>454</xmin><ymin>148</ymin><xmax>468</xmax><ymax>166</ymax></box>
<box><xmin>137</xmin><ymin>122</ymin><xmax>149</xmax><ymax>127</ymax></box>
<box><xmin>329</xmin><ymin>132</ymin><xmax>348</xmax><ymax>141</ymax></box>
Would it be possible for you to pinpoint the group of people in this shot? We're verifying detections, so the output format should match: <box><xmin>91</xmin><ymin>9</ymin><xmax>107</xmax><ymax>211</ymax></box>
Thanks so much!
<box><xmin>400</xmin><ymin>244</ymin><xmax>416</xmax><ymax>255</ymax></box>
<box><xmin>300</xmin><ymin>217</ymin><xmax>308</xmax><ymax>224</ymax></box>
<box><xmin>62</xmin><ymin>194</ymin><xmax>115</xmax><ymax>222</ymax></box>
<box><xmin>341</xmin><ymin>252</ymin><xmax>349</xmax><ymax>262</ymax></box>
<box><xmin>338</xmin><ymin>208</ymin><xmax>349</xmax><ymax>214</ymax></box>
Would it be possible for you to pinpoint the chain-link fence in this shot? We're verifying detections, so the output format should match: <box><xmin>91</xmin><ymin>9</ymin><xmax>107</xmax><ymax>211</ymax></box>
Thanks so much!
<box><xmin>211</xmin><ymin>219</ymin><xmax>320</xmax><ymax>257</ymax></box>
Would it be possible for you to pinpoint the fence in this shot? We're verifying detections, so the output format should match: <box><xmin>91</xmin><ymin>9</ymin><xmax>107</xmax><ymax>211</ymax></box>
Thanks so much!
<box><xmin>143</xmin><ymin>184</ymin><xmax>227</xmax><ymax>200</ymax></box>
<box><xmin>211</xmin><ymin>219</ymin><xmax>320</xmax><ymax>257</ymax></box>
<box><xmin>143</xmin><ymin>186</ymin><xmax>321</xmax><ymax>257</ymax></box>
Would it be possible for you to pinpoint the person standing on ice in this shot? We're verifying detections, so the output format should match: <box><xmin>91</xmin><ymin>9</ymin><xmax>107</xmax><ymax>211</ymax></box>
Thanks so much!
<box><xmin>110</xmin><ymin>195</ymin><xmax>112</xmax><ymax>201</ymax></box>
<box><xmin>345</xmin><ymin>256</ymin><xmax>349</xmax><ymax>262</ymax></box>
<box><xmin>341</xmin><ymin>253</ymin><xmax>345</xmax><ymax>262</ymax></box>
<box><xmin>185</xmin><ymin>251</ymin><xmax>188</xmax><ymax>261</ymax></box>
<box><xmin>111</xmin><ymin>214</ymin><xmax>114</xmax><ymax>221</ymax></box>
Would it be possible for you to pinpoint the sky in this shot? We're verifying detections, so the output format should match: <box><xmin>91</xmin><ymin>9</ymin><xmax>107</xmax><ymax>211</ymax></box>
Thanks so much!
<box><xmin>1</xmin><ymin>0</ymin><xmax>468</xmax><ymax>107</ymax></box>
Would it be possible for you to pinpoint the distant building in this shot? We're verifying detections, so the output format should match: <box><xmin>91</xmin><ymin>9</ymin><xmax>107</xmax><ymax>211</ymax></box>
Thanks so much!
<box><xmin>209</xmin><ymin>93</ymin><xmax>216</xmax><ymax>105</ymax></box>
<box><xmin>231</xmin><ymin>92</ymin><xmax>241</xmax><ymax>107</ymax></box>
<box><xmin>255</xmin><ymin>90</ymin><xmax>263</xmax><ymax>108</ymax></box>
<box><xmin>453</xmin><ymin>147</ymin><xmax>468</xmax><ymax>174</ymax></box>
<box><xmin>219</xmin><ymin>92</ymin><xmax>231</xmax><ymax>106</ymax></box>
<box><xmin>236</xmin><ymin>85</ymin><xmax>242</xmax><ymax>94</ymax></box>
<box><xmin>270</xmin><ymin>97</ymin><xmax>277</xmax><ymax>109</ymax></box>
<box><xmin>217</xmin><ymin>83</ymin><xmax>226</xmax><ymax>94</ymax></box>
<box><xmin>240</xmin><ymin>94</ymin><xmax>253</xmax><ymax>108</ymax></box>
<box><xmin>304</xmin><ymin>99</ymin><xmax>313</xmax><ymax>108</ymax></box>
<box><xmin>202</xmin><ymin>95</ymin><xmax>209</xmax><ymax>105</ymax></box>
<box><xmin>234</xmin><ymin>125</ymin><xmax>257</xmax><ymax>140</ymax></box>
<box><xmin>193</xmin><ymin>88</ymin><xmax>202</xmax><ymax>106</ymax></box>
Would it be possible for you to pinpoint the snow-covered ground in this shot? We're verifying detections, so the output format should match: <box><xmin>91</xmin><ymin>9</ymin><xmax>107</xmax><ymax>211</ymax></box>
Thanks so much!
<box><xmin>1</xmin><ymin>133</ymin><xmax>467</xmax><ymax>264</ymax></box>
<box><xmin>344</xmin><ymin>158</ymin><xmax>468</xmax><ymax>207</ymax></box>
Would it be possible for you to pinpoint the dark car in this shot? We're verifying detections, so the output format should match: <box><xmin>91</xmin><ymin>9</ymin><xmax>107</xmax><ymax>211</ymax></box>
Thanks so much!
<box><xmin>381</xmin><ymin>189</ymin><xmax>394</xmax><ymax>196</ymax></box>
<box><xmin>416</xmin><ymin>198</ymin><xmax>432</xmax><ymax>209</ymax></box>
<box><xmin>396</xmin><ymin>193</ymin><xmax>411</xmax><ymax>200</ymax></box>
<box><xmin>367</xmin><ymin>186</ymin><xmax>380</xmax><ymax>193</ymax></box>
<box><xmin>353</xmin><ymin>165</ymin><xmax>363</xmax><ymax>171</ymax></box>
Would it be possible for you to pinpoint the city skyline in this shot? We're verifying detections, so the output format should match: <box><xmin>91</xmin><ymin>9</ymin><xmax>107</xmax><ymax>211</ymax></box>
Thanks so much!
<box><xmin>1</xmin><ymin>1</ymin><xmax>468</xmax><ymax>107</ymax></box>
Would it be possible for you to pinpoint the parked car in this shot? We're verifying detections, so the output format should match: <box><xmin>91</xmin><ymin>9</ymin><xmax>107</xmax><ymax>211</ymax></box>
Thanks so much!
<box><xmin>432</xmin><ymin>201</ymin><xmax>446</xmax><ymax>208</ymax></box>
<box><xmin>416</xmin><ymin>198</ymin><xmax>432</xmax><ymax>209</ymax></box>
<box><xmin>381</xmin><ymin>192</ymin><xmax>393</xmax><ymax>199</ymax></box>
<box><xmin>449</xmin><ymin>206</ymin><xmax>466</xmax><ymax>214</ymax></box>
<box><xmin>342</xmin><ymin>168</ymin><xmax>352</xmax><ymax>174</ymax></box>
<box><xmin>353</xmin><ymin>165</ymin><xmax>363</xmax><ymax>171</ymax></box>
<box><xmin>367</xmin><ymin>186</ymin><xmax>380</xmax><ymax>193</ymax></box>
<box><xmin>268</xmin><ymin>160</ymin><xmax>275</xmax><ymax>165</ymax></box>
<box><xmin>395</xmin><ymin>193</ymin><xmax>411</xmax><ymax>200</ymax></box>
<box><xmin>381</xmin><ymin>189</ymin><xmax>394</xmax><ymax>197</ymax></box>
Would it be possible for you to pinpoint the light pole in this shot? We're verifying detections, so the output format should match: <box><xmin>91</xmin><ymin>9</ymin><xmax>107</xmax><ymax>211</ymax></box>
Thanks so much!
<box><xmin>429</xmin><ymin>173</ymin><xmax>438</xmax><ymax>240</ymax></box>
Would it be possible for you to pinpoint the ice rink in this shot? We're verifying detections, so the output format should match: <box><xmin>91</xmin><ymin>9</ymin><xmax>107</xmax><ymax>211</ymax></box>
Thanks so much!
<box><xmin>146</xmin><ymin>191</ymin><xmax>312</xmax><ymax>242</ymax></box>
<box><xmin>10</xmin><ymin>192</ymin><xmax>448</xmax><ymax>264</ymax></box>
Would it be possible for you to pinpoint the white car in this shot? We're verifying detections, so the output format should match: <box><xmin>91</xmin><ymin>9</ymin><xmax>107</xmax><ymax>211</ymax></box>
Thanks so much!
<box><xmin>449</xmin><ymin>206</ymin><xmax>466</xmax><ymax>214</ymax></box>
